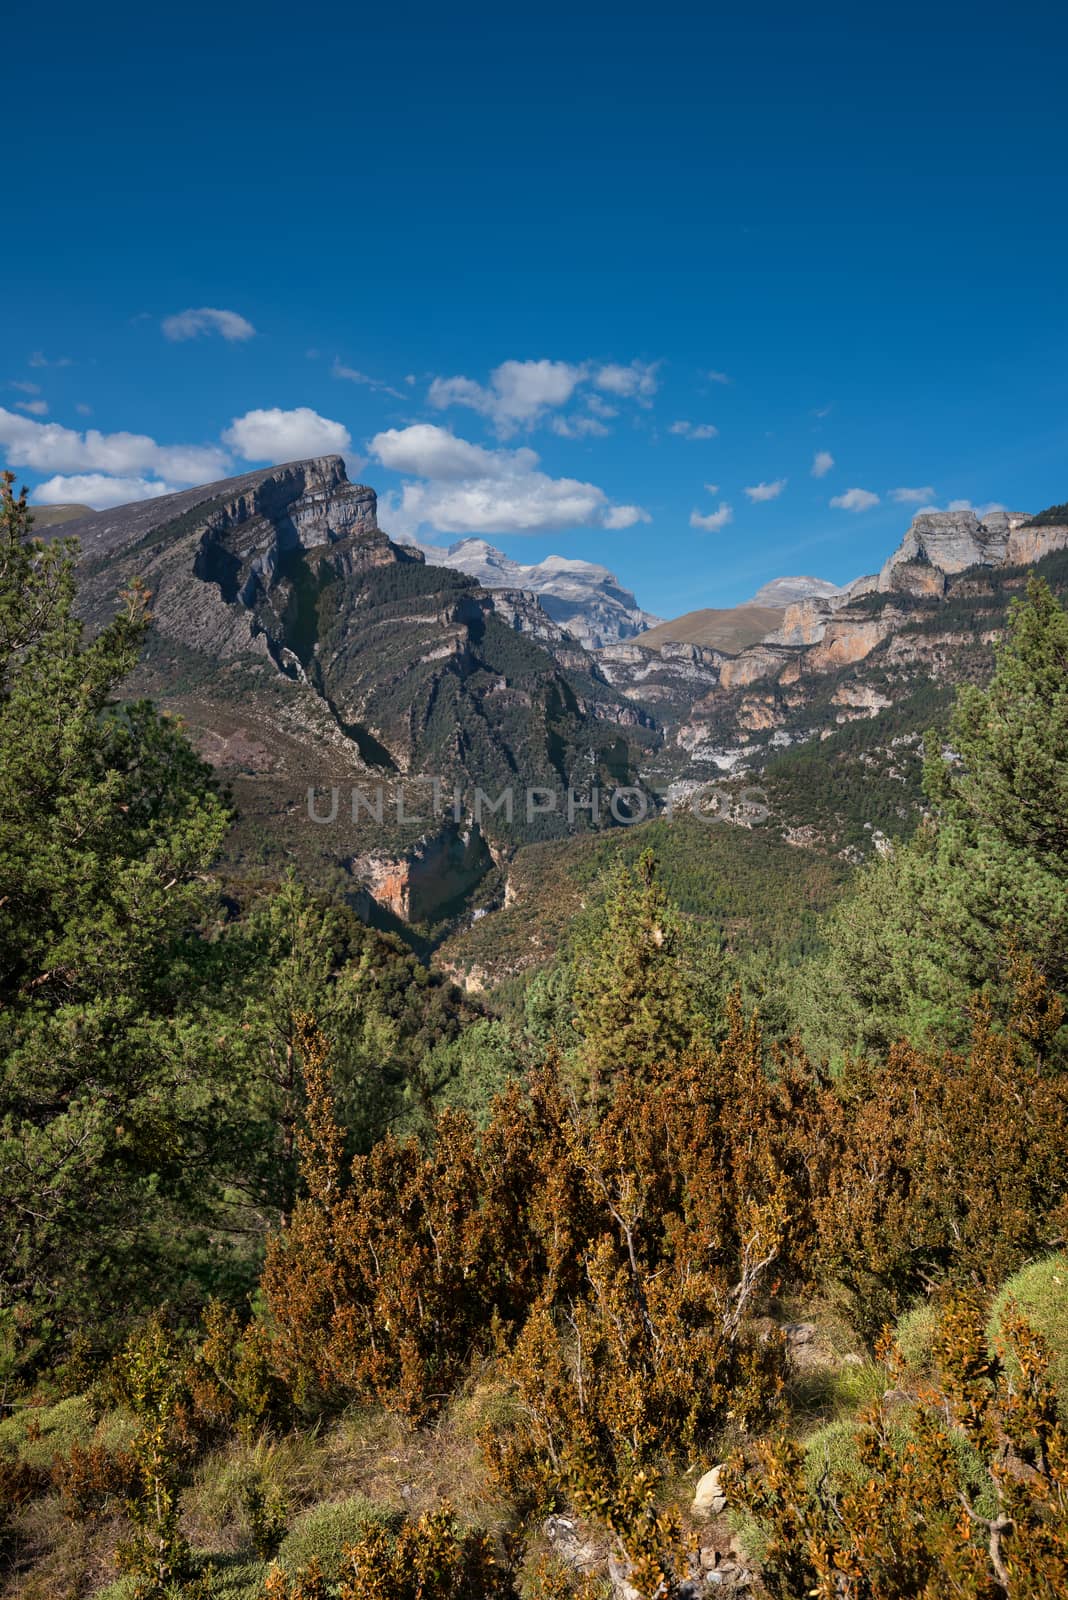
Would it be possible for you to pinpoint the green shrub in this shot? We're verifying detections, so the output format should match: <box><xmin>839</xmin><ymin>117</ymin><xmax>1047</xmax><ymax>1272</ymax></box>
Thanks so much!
<box><xmin>988</xmin><ymin>1252</ymin><xmax>1068</xmax><ymax>1416</ymax></box>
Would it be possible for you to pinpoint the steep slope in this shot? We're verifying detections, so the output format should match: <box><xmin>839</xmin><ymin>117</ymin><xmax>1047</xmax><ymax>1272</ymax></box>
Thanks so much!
<box><xmin>26</xmin><ymin>502</ymin><xmax>92</xmax><ymax>528</ymax></box>
<box><xmin>400</xmin><ymin>535</ymin><xmax>660</xmax><ymax>649</ymax></box>
<box><xmin>591</xmin><ymin>505</ymin><xmax>1068</xmax><ymax>853</ymax></box>
<box><xmin>633</xmin><ymin>578</ymin><xmax>846</xmax><ymax>654</ymax></box>
<box><xmin>636</xmin><ymin>604</ymin><xmax>784</xmax><ymax>653</ymax></box>
<box><xmin>64</xmin><ymin>460</ymin><xmax>656</xmax><ymax>918</ymax></box>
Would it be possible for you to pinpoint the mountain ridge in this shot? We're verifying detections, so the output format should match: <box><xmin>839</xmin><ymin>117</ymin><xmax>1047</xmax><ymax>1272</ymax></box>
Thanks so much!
<box><xmin>398</xmin><ymin>533</ymin><xmax>661</xmax><ymax>649</ymax></box>
<box><xmin>62</xmin><ymin>456</ymin><xmax>657</xmax><ymax>919</ymax></box>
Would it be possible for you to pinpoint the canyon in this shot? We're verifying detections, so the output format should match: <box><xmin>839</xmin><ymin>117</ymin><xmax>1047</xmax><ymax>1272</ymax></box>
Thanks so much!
<box><xmin>53</xmin><ymin>469</ymin><xmax>1068</xmax><ymax>924</ymax></box>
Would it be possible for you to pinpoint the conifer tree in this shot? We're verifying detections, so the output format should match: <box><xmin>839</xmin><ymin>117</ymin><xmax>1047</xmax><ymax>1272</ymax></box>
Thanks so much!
<box><xmin>570</xmin><ymin>850</ymin><xmax>703</xmax><ymax>1100</ymax></box>
<box><xmin>0</xmin><ymin>476</ymin><xmax>231</xmax><ymax>1355</ymax></box>
<box><xmin>795</xmin><ymin>578</ymin><xmax>1068</xmax><ymax>1059</ymax></box>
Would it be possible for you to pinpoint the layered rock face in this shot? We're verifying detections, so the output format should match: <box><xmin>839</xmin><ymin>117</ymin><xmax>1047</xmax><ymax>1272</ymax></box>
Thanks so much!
<box><xmin>875</xmin><ymin>509</ymin><xmax>1030</xmax><ymax>593</ymax></box>
<box><xmin>57</xmin><ymin>457</ymin><xmax>377</xmax><ymax>563</ymax></box>
<box><xmin>1007</xmin><ymin>520</ymin><xmax>1068</xmax><ymax>566</ymax></box>
<box><xmin>66</xmin><ymin>459</ymin><xmax>653</xmax><ymax>916</ymax></box>
<box><xmin>71</xmin><ymin>458</ymin><xmax>394</xmax><ymax>668</ymax></box>
<box><xmin>610</xmin><ymin>505</ymin><xmax>1068</xmax><ymax>776</ymax></box>
<box><xmin>351</xmin><ymin>826</ymin><xmax>494</xmax><ymax>922</ymax></box>
<box><xmin>597</xmin><ymin>639</ymin><xmax>723</xmax><ymax>723</ymax></box>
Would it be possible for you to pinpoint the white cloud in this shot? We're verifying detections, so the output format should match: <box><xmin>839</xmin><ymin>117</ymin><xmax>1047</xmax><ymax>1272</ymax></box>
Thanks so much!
<box><xmin>0</xmin><ymin>406</ymin><xmax>230</xmax><ymax>484</ymax></box>
<box><xmin>429</xmin><ymin>359</ymin><xmax>584</xmax><ymax>435</ymax></box>
<box><xmin>831</xmin><ymin>487</ymin><xmax>880</xmax><ymax>512</ymax></box>
<box><xmin>891</xmin><ymin>485</ymin><xmax>936</xmax><ymax>504</ymax></box>
<box><xmin>550</xmin><ymin>414</ymin><xmax>610</xmax><ymax>439</ymax></box>
<box><xmin>493</xmin><ymin>358</ymin><xmax>585</xmax><ymax>416</ymax></box>
<box><xmin>28</xmin><ymin>352</ymin><xmax>72</xmax><ymax>368</ymax></box>
<box><xmin>707</xmin><ymin>370</ymin><xmax>731</xmax><ymax>385</ymax></box>
<box><xmin>222</xmin><ymin>406</ymin><xmax>352</xmax><ymax>463</ymax></box>
<box><xmin>669</xmin><ymin>420</ymin><xmax>719</xmax><ymax>440</ymax></box>
<box><xmin>745</xmin><ymin>478</ymin><xmax>787</xmax><ymax>502</ymax></box>
<box><xmin>704</xmin><ymin>482</ymin><xmax>720</xmax><ymax>494</ymax></box>
<box><xmin>9</xmin><ymin>380</ymin><xmax>41</xmax><ymax>395</ymax></box>
<box><xmin>75</xmin><ymin>403</ymin><xmax>92</xmax><ymax>416</ymax></box>
<box><xmin>31</xmin><ymin>474</ymin><xmax>179</xmax><ymax>509</ymax></box>
<box><xmin>161</xmin><ymin>307</ymin><xmax>256</xmax><ymax>343</ymax></box>
<box><xmin>372</xmin><ymin>424</ymin><xmax>534</xmax><ymax>482</ymax></box>
<box><xmin>812</xmin><ymin>450</ymin><xmax>834</xmax><ymax>478</ymax></box>
<box><xmin>690</xmin><ymin>502</ymin><xmax>733</xmax><ymax>533</ymax></box>
<box><xmin>594</xmin><ymin>360</ymin><xmax>660</xmax><ymax>402</ymax></box>
<box><xmin>428</xmin><ymin>357</ymin><xmax>659</xmax><ymax>434</ymax></box>
<box><xmin>372</xmin><ymin>423</ymin><xmax>647</xmax><ymax>535</ymax></box>
<box><xmin>16</xmin><ymin>400</ymin><xmax>48</xmax><ymax>416</ymax></box>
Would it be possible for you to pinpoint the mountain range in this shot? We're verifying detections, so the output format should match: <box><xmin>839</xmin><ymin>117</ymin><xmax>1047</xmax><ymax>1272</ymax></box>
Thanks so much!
<box><xmin>43</xmin><ymin>464</ymin><xmax>1068</xmax><ymax>926</ymax></box>
<box><xmin>398</xmin><ymin>534</ymin><xmax>661</xmax><ymax>650</ymax></box>
<box><xmin>48</xmin><ymin>460</ymin><xmax>658</xmax><ymax>920</ymax></box>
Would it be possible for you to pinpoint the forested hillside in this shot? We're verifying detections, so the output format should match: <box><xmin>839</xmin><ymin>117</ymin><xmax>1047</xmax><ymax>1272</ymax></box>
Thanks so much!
<box><xmin>2</xmin><ymin>471</ymin><xmax>1067</xmax><ymax>1599</ymax></box>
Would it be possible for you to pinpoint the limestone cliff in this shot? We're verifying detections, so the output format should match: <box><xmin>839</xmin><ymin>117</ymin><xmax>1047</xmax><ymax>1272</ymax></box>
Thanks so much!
<box><xmin>63</xmin><ymin>459</ymin><xmax>654</xmax><ymax>919</ymax></box>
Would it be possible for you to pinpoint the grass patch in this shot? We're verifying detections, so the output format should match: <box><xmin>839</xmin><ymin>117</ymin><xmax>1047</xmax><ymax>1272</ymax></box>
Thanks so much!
<box><xmin>275</xmin><ymin>1494</ymin><xmax>395</xmax><ymax>1578</ymax></box>
<box><xmin>892</xmin><ymin>1302</ymin><xmax>939</xmax><ymax>1378</ymax></box>
<box><xmin>0</xmin><ymin>1396</ymin><xmax>137</xmax><ymax>1472</ymax></box>
<box><xmin>988</xmin><ymin>1252</ymin><xmax>1068</xmax><ymax>1416</ymax></box>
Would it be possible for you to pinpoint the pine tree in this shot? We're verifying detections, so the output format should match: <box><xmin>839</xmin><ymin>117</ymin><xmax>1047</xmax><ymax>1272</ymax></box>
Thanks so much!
<box><xmin>0</xmin><ymin>475</ymin><xmax>231</xmax><ymax>1357</ymax></box>
<box><xmin>570</xmin><ymin>850</ymin><xmax>703</xmax><ymax>1100</ymax></box>
<box><xmin>796</xmin><ymin>578</ymin><xmax>1068</xmax><ymax>1059</ymax></box>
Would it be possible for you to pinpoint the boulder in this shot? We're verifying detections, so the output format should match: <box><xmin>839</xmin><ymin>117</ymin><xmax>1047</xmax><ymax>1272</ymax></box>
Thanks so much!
<box><xmin>693</xmin><ymin>1463</ymin><xmax>729</xmax><ymax>1517</ymax></box>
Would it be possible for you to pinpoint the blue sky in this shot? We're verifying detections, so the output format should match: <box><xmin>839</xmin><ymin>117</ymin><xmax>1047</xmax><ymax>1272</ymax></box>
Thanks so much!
<box><xmin>4</xmin><ymin>0</ymin><xmax>1067</xmax><ymax>616</ymax></box>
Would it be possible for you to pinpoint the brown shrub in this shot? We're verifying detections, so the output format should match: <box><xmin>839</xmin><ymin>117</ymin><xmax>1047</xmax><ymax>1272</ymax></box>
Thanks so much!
<box><xmin>728</xmin><ymin>1298</ymin><xmax>1068</xmax><ymax>1598</ymax></box>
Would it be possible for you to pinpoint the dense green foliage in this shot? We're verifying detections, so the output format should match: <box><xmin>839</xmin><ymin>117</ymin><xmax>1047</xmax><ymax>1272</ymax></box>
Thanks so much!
<box><xmin>0</xmin><ymin>485</ymin><xmax>474</xmax><ymax>1377</ymax></box>
<box><xmin>1027</xmin><ymin>501</ymin><xmax>1068</xmax><ymax>527</ymax></box>
<box><xmin>0</xmin><ymin>475</ymin><xmax>232</xmax><ymax>1358</ymax></box>
<box><xmin>789</xmin><ymin>577</ymin><xmax>1068</xmax><ymax>1060</ymax></box>
<box><xmin>2</xmin><ymin>481</ymin><xmax>1067</xmax><ymax>1598</ymax></box>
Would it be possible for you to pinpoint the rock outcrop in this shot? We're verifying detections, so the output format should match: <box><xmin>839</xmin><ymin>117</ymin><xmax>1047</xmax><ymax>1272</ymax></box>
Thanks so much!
<box><xmin>1007</xmin><ymin>520</ymin><xmax>1068</xmax><ymax>566</ymax></box>
<box><xmin>63</xmin><ymin>459</ymin><xmax>654</xmax><ymax>918</ymax></box>
<box><xmin>876</xmin><ymin>508</ymin><xmax>1030</xmax><ymax>593</ymax></box>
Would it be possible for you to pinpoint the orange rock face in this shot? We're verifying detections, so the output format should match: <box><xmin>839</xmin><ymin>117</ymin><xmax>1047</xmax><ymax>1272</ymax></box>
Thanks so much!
<box><xmin>1006</xmin><ymin>525</ymin><xmax>1068</xmax><ymax>566</ymax></box>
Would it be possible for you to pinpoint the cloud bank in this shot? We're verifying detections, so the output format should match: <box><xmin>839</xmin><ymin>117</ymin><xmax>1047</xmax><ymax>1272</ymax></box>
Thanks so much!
<box><xmin>3</xmin><ymin>403</ymin><xmax>354</xmax><ymax>509</ymax></box>
<box><xmin>372</xmin><ymin>423</ymin><xmax>647</xmax><ymax>535</ymax></box>
<box><xmin>428</xmin><ymin>356</ymin><xmax>659</xmax><ymax>436</ymax></box>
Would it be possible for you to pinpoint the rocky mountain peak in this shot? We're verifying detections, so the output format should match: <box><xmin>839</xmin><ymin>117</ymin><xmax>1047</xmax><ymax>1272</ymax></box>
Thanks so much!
<box><xmin>750</xmin><ymin>575</ymin><xmax>846</xmax><ymax>607</ymax></box>
<box><xmin>52</xmin><ymin>456</ymin><xmax>378</xmax><ymax>564</ymax></box>
<box><xmin>393</xmin><ymin>533</ymin><xmax>659</xmax><ymax>650</ymax></box>
<box><xmin>876</xmin><ymin>508</ymin><xmax>1031</xmax><ymax>595</ymax></box>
